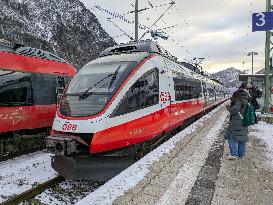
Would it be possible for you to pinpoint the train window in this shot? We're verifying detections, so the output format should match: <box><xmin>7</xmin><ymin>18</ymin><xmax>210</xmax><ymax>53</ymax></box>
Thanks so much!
<box><xmin>174</xmin><ymin>77</ymin><xmax>202</xmax><ymax>101</ymax></box>
<box><xmin>112</xmin><ymin>68</ymin><xmax>159</xmax><ymax>117</ymax></box>
<box><xmin>31</xmin><ymin>73</ymin><xmax>57</xmax><ymax>105</ymax></box>
<box><xmin>216</xmin><ymin>90</ymin><xmax>225</xmax><ymax>99</ymax></box>
<box><xmin>0</xmin><ymin>70</ymin><xmax>32</xmax><ymax>106</ymax></box>
<box><xmin>60</xmin><ymin>62</ymin><xmax>141</xmax><ymax>117</ymax></box>
<box><xmin>67</xmin><ymin>63</ymin><xmax>129</xmax><ymax>94</ymax></box>
<box><xmin>205</xmin><ymin>83</ymin><xmax>216</xmax><ymax>103</ymax></box>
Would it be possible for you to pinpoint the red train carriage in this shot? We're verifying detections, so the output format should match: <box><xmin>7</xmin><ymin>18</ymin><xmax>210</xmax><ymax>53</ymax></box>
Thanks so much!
<box><xmin>0</xmin><ymin>40</ymin><xmax>76</xmax><ymax>159</ymax></box>
<box><xmin>46</xmin><ymin>40</ymin><xmax>229</xmax><ymax>180</ymax></box>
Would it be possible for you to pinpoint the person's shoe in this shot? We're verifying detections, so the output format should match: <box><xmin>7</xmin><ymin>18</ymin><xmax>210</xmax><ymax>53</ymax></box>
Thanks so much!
<box><xmin>227</xmin><ymin>155</ymin><xmax>237</xmax><ymax>160</ymax></box>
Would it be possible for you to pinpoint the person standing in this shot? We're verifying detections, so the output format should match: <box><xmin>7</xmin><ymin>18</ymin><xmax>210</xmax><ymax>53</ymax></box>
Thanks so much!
<box><xmin>226</xmin><ymin>82</ymin><xmax>250</xmax><ymax>160</ymax></box>
<box><xmin>248</xmin><ymin>82</ymin><xmax>260</xmax><ymax>111</ymax></box>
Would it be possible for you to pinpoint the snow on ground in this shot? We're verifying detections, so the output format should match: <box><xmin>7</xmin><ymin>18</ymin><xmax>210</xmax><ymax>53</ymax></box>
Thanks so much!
<box><xmin>33</xmin><ymin>180</ymin><xmax>103</xmax><ymax>205</ymax></box>
<box><xmin>76</xmin><ymin>104</ymin><xmax>226</xmax><ymax>205</ymax></box>
<box><xmin>157</xmin><ymin>110</ymin><xmax>228</xmax><ymax>204</ymax></box>
<box><xmin>0</xmin><ymin>151</ymin><xmax>57</xmax><ymax>203</ymax></box>
<box><xmin>211</xmin><ymin>120</ymin><xmax>273</xmax><ymax>205</ymax></box>
<box><xmin>250</xmin><ymin>121</ymin><xmax>273</xmax><ymax>169</ymax></box>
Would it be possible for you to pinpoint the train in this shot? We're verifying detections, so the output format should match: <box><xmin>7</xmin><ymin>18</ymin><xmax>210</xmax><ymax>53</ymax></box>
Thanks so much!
<box><xmin>46</xmin><ymin>40</ymin><xmax>229</xmax><ymax>180</ymax></box>
<box><xmin>0</xmin><ymin>39</ymin><xmax>76</xmax><ymax>160</ymax></box>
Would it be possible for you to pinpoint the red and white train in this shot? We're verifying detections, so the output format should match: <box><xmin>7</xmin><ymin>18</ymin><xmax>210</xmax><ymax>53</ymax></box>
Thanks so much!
<box><xmin>47</xmin><ymin>40</ymin><xmax>229</xmax><ymax>180</ymax></box>
<box><xmin>0</xmin><ymin>40</ymin><xmax>76</xmax><ymax>159</ymax></box>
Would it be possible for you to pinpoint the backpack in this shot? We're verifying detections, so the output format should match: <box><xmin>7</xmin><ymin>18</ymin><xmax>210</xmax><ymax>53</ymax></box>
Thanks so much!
<box><xmin>243</xmin><ymin>103</ymin><xmax>256</xmax><ymax>127</ymax></box>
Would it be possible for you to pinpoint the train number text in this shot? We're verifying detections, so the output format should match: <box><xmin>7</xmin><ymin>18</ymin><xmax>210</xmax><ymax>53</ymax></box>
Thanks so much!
<box><xmin>62</xmin><ymin>122</ymin><xmax>78</xmax><ymax>131</ymax></box>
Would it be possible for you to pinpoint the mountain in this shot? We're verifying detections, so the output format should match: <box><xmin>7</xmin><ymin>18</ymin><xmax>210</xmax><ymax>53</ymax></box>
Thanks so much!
<box><xmin>210</xmin><ymin>67</ymin><xmax>243</xmax><ymax>88</ymax></box>
<box><xmin>0</xmin><ymin>0</ymin><xmax>116</xmax><ymax>69</ymax></box>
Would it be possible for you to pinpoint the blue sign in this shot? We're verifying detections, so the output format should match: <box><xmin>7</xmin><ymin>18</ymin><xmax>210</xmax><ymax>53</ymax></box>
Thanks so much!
<box><xmin>252</xmin><ymin>12</ymin><xmax>273</xmax><ymax>32</ymax></box>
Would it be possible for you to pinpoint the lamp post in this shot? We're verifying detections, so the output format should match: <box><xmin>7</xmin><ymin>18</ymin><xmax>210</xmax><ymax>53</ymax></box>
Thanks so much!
<box><xmin>247</xmin><ymin>52</ymin><xmax>258</xmax><ymax>74</ymax></box>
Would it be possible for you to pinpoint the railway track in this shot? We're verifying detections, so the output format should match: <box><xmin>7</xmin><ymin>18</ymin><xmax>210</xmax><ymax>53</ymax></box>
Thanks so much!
<box><xmin>0</xmin><ymin>176</ymin><xmax>104</xmax><ymax>205</ymax></box>
<box><xmin>1</xmin><ymin>176</ymin><xmax>64</xmax><ymax>205</ymax></box>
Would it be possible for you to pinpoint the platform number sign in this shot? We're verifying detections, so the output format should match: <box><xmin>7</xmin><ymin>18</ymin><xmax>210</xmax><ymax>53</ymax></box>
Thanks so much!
<box><xmin>252</xmin><ymin>12</ymin><xmax>273</xmax><ymax>32</ymax></box>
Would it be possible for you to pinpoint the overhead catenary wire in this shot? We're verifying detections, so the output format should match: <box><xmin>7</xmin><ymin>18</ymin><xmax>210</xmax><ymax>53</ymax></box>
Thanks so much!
<box><xmin>93</xmin><ymin>4</ymin><xmax>149</xmax><ymax>30</ymax></box>
<box><xmin>92</xmin><ymin>1</ymin><xmax>179</xmax><ymax>35</ymax></box>
<box><xmin>139</xmin><ymin>1</ymin><xmax>176</xmax><ymax>40</ymax></box>
<box><xmin>91</xmin><ymin>0</ymin><xmax>193</xmax><ymax>60</ymax></box>
<box><xmin>107</xmin><ymin>18</ymin><xmax>134</xmax><ymax>41</ymax></box>
<box><xmin>242</xmin><ymin>0</ymin><xmax>253</xmax><ymax>69</ymax></box>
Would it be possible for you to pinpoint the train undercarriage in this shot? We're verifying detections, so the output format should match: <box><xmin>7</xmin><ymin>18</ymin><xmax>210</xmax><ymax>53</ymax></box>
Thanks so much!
<box><xmin>0</xmin><ymin>128</ymin><xmax>50</xmax><ymax>161</ymax></box>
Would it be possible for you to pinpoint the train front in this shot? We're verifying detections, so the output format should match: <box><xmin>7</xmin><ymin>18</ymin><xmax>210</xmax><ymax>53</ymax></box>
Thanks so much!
<box><xmin>46</xmin><ymin>53</ymin><xmax>150</xmax><ymax>180</ymax></box>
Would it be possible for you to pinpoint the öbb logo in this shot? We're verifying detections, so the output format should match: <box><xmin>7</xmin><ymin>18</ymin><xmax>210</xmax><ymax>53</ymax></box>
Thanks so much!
<box><xmin>160</xmin><ymin>92</ymin><xmax>171</xmax><ymax>102</ymax></box>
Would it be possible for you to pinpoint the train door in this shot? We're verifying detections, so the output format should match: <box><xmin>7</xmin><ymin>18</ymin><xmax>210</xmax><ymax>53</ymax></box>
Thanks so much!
<box><xmin>30</xmin><ymin>73</ymin><xmax>57</xmax><ymax>128</ymax></box>
<box><xmin>202</xmin><ymin>81</ymin><xmax>208</xmax><ymax>106</ymax></box>
<box><xmin>160</xmin><ymin>58</ymin><xmax>177</xmax><ymax>129</ymax></box>
<box><xmin>157</xmin><ymin>57</ymin><xmax>173</xmax><ymax>131</ymax></box>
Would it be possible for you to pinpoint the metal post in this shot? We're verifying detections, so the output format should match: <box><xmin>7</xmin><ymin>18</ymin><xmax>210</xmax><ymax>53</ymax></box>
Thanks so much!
<box><xmin>251</xmin><ymin>53</ymin><xmax>254</xmax><ymax>74</ymax></box>
<box><xmin>135</xmin><ymin>0</ymin><xmax>139</xmax><ymax>41</ymax></box>
<box><xmin>264</xmin><ymin>0</ymin><xmax>271</xmax><ymax>112</ymax></box>
<box><xmin>247</xmin><ymin>52</ymin><xmax>258</xmax><ymax>74</ymax></box>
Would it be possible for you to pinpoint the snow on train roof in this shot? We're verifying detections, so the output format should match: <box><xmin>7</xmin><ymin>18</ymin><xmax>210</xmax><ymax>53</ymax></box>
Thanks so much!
<box><xmin>86</xmin><ymin>52</ymin><xmax>150</xmax><ymax>66</ymax></box>
<box><xmin>0</xmin><ymin>40</ymin><xmax>67</xmax><ymax>63</ymax></box>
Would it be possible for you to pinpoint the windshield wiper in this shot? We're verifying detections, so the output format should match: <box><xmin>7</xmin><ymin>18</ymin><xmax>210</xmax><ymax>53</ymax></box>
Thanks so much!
<box><xmin>79</xmin><ymin>74</ymin><xmax>113</xmax><ymax>101</ymax></box>
<box><xmin>79</xmin><ymin>65</ymin><xmax>122</xmax><ymax>101</ymax></box>
<box><xmin>108</xmin><ymin>65</ymin><xmax>121</xmax><ymax>90</ymax></box>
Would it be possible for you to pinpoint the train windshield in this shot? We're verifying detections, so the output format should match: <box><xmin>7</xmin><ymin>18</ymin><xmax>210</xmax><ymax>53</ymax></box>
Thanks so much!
<box><xmin>60</xmin><ymin>62</ymin><xmax>132</xmax><ymax>117</ymax></box>
<box><xmin>67</xmin><ymin>63</ymin><xmax>128</xmax><ymax>94</ymax></box>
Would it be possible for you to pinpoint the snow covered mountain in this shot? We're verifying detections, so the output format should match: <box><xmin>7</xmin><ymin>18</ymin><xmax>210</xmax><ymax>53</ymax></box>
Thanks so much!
<box><xmin>0</xmin><ymin>0</ymin><xmax>115</xmax><ymax>69</ymax></box>
<box><xmin>210</xmin><ymin>67</ymin><xmax>243</xmax><ymax>88</ymax></box>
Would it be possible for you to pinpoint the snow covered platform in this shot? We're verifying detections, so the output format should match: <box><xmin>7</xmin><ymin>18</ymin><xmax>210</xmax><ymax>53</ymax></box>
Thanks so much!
<box><xmin>212</xmin><ymin>121</ymin><xmax>273</xmax><ymax>204</ymax></box>
<box><xmin>76</xmin><ymin>105</ymin><xmax>273</xmax><ymax>205</ymax></box>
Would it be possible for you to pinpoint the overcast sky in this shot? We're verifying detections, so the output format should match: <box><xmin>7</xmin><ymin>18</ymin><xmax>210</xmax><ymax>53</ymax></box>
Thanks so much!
<box><xmin>80</xmin><ymin>0</ymin><xmax>265</xmax><ymax>73</ymax></box>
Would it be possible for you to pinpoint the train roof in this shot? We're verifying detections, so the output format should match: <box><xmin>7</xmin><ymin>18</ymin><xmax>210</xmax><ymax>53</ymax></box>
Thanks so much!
<box><xmin>0</xmin><ymin>40</ymin><xmax>76</xmax><ymax>76</ymax></box>
<box><xmin>89</xmin><ymin>52</ymin><xmax>150</xmax><ymax>66</ymax></box>
<box><xmin>99</xmin><ymin>40</ymin><xmax>178</xmax><ymax>62</ymax></box>
<box><xmin>98</xmin><ymin>40</ymin><xmax>227</xmax><ymax>88</ymax></box>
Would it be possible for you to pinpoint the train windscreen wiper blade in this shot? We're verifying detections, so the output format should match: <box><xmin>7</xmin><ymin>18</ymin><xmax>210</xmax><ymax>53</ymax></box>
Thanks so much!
<box><xmin>108</xmin><ymin>65</ymin><xmax>121</xmax><ymax>90</ymax></box>
<box><xmin>79</xmin><ymin>74</ymin><xmax>113</xmax><ymax>101</ymax></box>
<box><xmin>78</xmin><ymin>65</ymin><xmax>121</xmax><ymax>101</ymax></box>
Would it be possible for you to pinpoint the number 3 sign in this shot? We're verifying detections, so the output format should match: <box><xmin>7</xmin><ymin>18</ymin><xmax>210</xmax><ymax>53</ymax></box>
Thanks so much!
<box><xmin>252</xmin><ymin>12</ymin><xmax>273</xmax><ymax>32</ymax></box>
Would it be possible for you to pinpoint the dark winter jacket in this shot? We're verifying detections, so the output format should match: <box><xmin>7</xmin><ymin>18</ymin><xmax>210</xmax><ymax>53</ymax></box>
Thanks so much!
<box><xmin>227</xmin><ymin>88</ymin><xmax>250</xmax><ymax>142</ymax></box>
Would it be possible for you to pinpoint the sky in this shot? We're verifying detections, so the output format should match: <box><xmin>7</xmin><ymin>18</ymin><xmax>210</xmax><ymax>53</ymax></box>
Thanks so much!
<box><xmin>80</xmin><ymin>0</ymin><xmax>265</xmax><ymax>73</ymax></box>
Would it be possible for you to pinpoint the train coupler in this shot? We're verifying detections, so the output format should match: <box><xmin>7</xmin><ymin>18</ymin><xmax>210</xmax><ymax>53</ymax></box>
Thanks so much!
<box><xmin>46</xmin><ymin>136</ymin><xmax>79</xmax><ymax>156</ymax></box>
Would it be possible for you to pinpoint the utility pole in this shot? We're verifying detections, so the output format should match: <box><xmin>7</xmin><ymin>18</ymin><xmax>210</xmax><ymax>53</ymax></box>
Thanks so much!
<box><xmin>264</xmin><ymin>0</ymin><xmax>272</xmax><ymax>113</ymax></box>
<box><xmin>247</xmin><ymin>52</ymin><xmax>258</xmax><ymax>74</ymax></box>
<box><xmin>135</xmin><ymin>0</ymin><xmax>139</xmax><ymax>41</ymax></box>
